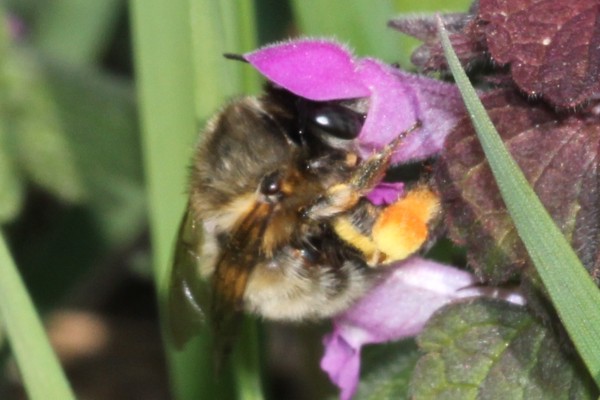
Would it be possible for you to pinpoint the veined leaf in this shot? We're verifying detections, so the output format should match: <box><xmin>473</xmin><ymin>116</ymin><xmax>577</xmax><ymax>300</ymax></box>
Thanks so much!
<box><xmin>438</xmin><ymin>18</ymin><xmax>600</xmax><ymax>386</ymax></box>
<box><xmin>411</xmin><ymin>299</ymin><xmax>597</xmax><ymax>399</ymax></box>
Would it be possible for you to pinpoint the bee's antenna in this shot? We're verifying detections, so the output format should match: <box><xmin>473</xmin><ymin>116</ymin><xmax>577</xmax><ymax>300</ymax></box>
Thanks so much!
<box><xmin>387</xmin><ymin>120</ymin><xmax>422</xmax><ymax>150</ymax></box>
<box><xmin>223</xmin><ymin>53</ymin><xmax>249</xmax><ymax>63</ymax></box>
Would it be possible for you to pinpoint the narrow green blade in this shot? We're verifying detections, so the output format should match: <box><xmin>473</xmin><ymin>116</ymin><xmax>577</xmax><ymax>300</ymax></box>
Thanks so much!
<box><xmin>130</xmin><ymin>0</ymin><xmax>264</xmax><ymax>399</ymax></box>
<box><xmin>129</xmin><ymin>1</ymin><xmax>203</xmax><ymax>399</ymax></box>
<box><xmin>438</xmin><ymin>18</ymin><xmax>600</xmax><ymax>385</ymax></box>
<box><xmin>0</xmin><ymin>234</ymin><xmax>75</xmax><ymax>400</ymax></box>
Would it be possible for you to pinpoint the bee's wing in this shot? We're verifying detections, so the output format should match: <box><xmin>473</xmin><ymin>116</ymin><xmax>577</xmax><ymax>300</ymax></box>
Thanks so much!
<box><xmin>168</xmin><ymin>201</ymin><xmax>270</xmax><ymax>361</ymax></box>
<box><xmin>209</xmin><ymin>202</ymin><xmax>271</xmax><ymax>360</ymax></box>
<box><xmin>167</xmin><ymin>206</ymin><xmax>210</xmax><ymax>349</ymax></box>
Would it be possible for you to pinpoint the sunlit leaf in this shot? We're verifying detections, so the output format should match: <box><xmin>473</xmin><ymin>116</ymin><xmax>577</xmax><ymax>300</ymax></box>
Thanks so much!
<box><xmin>411</xmin><ymin>299</ymin><xmax>597</xmax><ymax>399</ymax></box>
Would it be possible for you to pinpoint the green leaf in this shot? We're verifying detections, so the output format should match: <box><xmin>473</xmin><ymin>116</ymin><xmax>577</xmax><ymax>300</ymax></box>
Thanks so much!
<box><xmin>32</xmin><ymin>0</ymin><xmax>123</xmax><ymax>65</ymax></box>
<box><xmin>190</xmin><ymin>0</ymin><xmax>260</xmax><ymax>112</ymax></box>
<box><xmin>43</xmin><ymin>61</ymin><xmax>144</xmax><ymax>246</ymax></box>
<box><xmin>129</xmin><ymin>0</ymin><xmax>201</xmax><ymax>398</ymax></box>
<box><xmin>131</xmin><ymin>1</ymin><xmax>264</xmax><ymax>400</ymax></box>
<box><xmin>187</xmin><ymin>1</ymin><xmax>265</xmax><ymax>399</ymax></box>
<box><xmin>13</xmin><ymin>54</ymin><xmax>86</xmax><ymax>204</ymax></box>
<box><xmin>411</xmin><ymin>299</ymin><xmax>597</xmax><ymax>399</ymax></box>
<box><xmin>353</xmin><ymin>340</ymin><xmax>420</xmax><ymax>400</ymax></box>
<box><xmin>0</xmin><ymin>125</ymin><xmax>23</xmax><ymax>223</ymax></box>
<box><xmin>1</xmin><ymin>24</ymin><xmax>84</xmax><ymax>221</ymax></box>
<box><xmin>0</xmin><ymin>233</ymin><xmax>75</xmax><ymax>400</ymax></box>
<box><xmin>4</xmin><ymin>63</ymin><xmax>144</xmax><ymax>310</ymax></box>
<box><xmin>0</xmin><ymin>14</ymin><xmax>23</xmax><ymax>223</ymax></box>
<box><xmin>438</xmin><ymin>19</ymin><xmax>600</xmax><ymax>386</ymax></box>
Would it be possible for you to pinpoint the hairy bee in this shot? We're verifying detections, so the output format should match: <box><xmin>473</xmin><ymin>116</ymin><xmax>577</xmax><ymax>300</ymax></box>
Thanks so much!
<box><xmin>168</xmin><ymin>83</ymin><xmax>439</xmax><ymax>355</ymax></box>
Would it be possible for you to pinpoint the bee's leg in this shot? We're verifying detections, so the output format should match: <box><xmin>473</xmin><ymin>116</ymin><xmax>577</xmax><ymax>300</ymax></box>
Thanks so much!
<box><xmin>333</xmin><ymin>186</ymin><xmax>439</xmax><ymax>266</ymax></box>
<box><xmin>371</xmin><ymin>186</ymin><xmax>439</xmax><ymax>264</ymax></box>
<box><xmin>305</xmin><ymin>122</ymin><xmax>421</xmax><ymax>220</ymax></box>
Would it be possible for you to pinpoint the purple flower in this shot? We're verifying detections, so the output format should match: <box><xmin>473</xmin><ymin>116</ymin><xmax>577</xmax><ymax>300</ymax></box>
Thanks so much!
<box><xmin>243</xmin><ymin>39</ymin><xmax>513</xmax><ymax>399</ymax></box>
<box><xmin>7</xmin><ymin>14</ymin><xmax>26</xmax><ymax>41</ymax></box>
<box><xmin>321</xmin><ymin>258</ymin><xmax>525</xmax><ymax>400</ymax></box>
<box><xmin>365</xmin><ymin>181</ymin><xmax>404</xmax><ymax>205</ymax></box>
<box><xmin>244</xmin><ymin>38</ymin><xmax>464</xmax><ymax>164</ymax></box>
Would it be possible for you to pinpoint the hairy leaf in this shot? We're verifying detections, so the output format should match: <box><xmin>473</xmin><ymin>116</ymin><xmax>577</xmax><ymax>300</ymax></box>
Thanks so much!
<box><xmin>479</xmin><ymin>0</ymin><xmax>600</xmax><ymax>108</ymax></box>
<box><xmin>393</xmin><ymin>1</ymin><xmax>600</xmax><ymax>109</ymax></box>
<box><xmin>410</xmin><ymin>299</ymin><xmax>598</xmax><ymax>399</ymax></box>
<box><xmin>352</xmin><ymin>340</ymin><xmax>420</xmax><ymax>400</ymax></box>
<box><xmin>435</xmin><ymin>90</ymin><xmax>600</xmax><ymax>284</ymax></box>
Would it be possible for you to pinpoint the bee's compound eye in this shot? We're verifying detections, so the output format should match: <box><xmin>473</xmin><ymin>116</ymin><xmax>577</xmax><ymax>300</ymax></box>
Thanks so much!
<box><xmin>259</xmin><ymin>171</ymin><xmax>282</xmax><ymax>197</ymax></box>
<box><xmin>308</xmin><ymin>104</ymin><xmax>364</xmax><ymax>140</ymax></box>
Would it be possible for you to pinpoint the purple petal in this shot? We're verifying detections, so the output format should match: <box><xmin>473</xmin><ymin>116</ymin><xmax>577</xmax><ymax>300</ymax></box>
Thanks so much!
<box><xmin>321</xmin><ymin>257</ymin><xmax>525</xmax><ymax>399</ymax></box>
<box><xmin>353</xmin><ymin>59</ymin><xmax>419</xmax><ymax>163</ymax></box>
<box><xmin>385</xmin><ymin>70</ymin><xmax>465</xmax><ymax>163</ymax></box>
<box><xmin>320</xmin><ymin>333</ymin><xmax>361</xmax><ymax>400</ymax></box>
<box><xmin>244</xmin><ymin>39</ymin><xmax>370</xmax><ymax>101</ymax></box>
<box><xmin>353</xmin><ymin>60</ymin><xmax>464</xmax><ymax>163</ymax></box>
<box><xmin>245</xmin><ymin>39</ymin><xmax>466</xmax><ymax>164</ymax></box>
<box><xmin>366</xmin><ymin>182</ymin><xmax>404</xmax><ymax>205</ymax></box>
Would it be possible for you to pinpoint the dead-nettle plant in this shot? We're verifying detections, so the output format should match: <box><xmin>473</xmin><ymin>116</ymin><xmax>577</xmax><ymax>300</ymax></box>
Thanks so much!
<box><xmin>244</xmin><ymin>1</ymin><xmax>600</xmax><ymax>398</ymax></box>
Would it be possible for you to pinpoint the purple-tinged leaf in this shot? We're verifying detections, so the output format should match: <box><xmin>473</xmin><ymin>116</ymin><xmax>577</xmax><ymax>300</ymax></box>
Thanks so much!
<box><xmin>480</xmin><ymin>0</ymin><xmax>600</xmax><ymax>108</ymax></box>
<box><xmin>389</xmin><ymin>13</ymin><xmax>470</xmax><ymax>43</ymax></box>
<box><xmin>435</xmin><ymin>89</ymin><xmax>600</xmax><ymax>284</ymax></box>
<box><xmin>390</xmin><ymin>13</ymin><xmax>488</xmax><ymax>72</ymax></box>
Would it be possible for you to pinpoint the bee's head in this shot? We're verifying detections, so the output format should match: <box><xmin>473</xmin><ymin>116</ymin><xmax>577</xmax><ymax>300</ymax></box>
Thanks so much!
<box><xmin>261</xmin><ymin>84</ymin><xmax>368</xmax><ymax>153</ymax></box>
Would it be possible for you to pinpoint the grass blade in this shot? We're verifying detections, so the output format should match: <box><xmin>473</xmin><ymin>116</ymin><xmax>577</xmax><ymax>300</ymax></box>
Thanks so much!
<box><xmin>129</xmin><ymin>1</ymin><xmax>208</xmax><ymax>399</ymax></box>
<box><xmin>190</xmin><ymin>0</ymin><xmax>260</xmax><ymax>110</ymax></box>
<box><xmin>438</xmin><ymin>18</ymin><xmax>600</xmax><ymax>385</ymax></box>
<box><xmin>131</xmin><ymin>0</ymin><xmax>264</xmax><ymax>398</ymax></box>
<box><xmin>189</xmin><ymin>1</ymin><xmax>265</xmax><ymax>399</ymax></box>
<box><xmin>0</xmin><ymin>233</ymin><xmax>75</xmax><ymax>400</ymax></box>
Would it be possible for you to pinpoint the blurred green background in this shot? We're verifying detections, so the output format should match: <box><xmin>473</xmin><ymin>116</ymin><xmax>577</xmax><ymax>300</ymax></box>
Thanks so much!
<box><xmin>0</xmin><ymin>0</ymin><xmax>470</xmax><ymax>399</ymax></box>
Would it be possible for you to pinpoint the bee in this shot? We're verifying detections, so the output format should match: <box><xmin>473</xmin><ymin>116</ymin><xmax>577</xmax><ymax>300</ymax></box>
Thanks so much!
<box><xmin>168</xmin><ymin>82</ymin><xmax>439</xmax><ymax>357</ymax></box>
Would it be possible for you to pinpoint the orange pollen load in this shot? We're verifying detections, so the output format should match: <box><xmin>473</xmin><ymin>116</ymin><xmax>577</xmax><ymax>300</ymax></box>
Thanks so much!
<box><xmin>372</xmin><ymin>187</ymin><xmax>439</xmax><ymax>263</ymax></box>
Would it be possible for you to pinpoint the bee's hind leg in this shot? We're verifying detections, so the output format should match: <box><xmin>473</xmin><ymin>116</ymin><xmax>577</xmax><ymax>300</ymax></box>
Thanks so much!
<box><xmin>331</xmin><ymin>185</ymin><xmax>439</xmax><ymax>266</ymax></box>
<box><xmin>370</xmin><ymin>185</ymin><xmax>439</xmax><ymax>264</ymax></box>
<box><xmin>304</xmin><ymin>122</ymin><xmax>421</xmax><ymax>220</ymax></box>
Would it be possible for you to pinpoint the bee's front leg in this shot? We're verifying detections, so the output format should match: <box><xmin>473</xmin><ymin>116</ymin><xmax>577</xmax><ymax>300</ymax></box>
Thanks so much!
<box><xmin>304</xmin><ymin>124</ymin><xmax>419</xmax><ymax>220</ymax></box>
